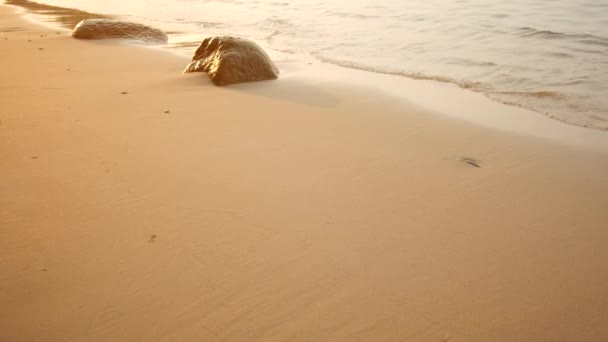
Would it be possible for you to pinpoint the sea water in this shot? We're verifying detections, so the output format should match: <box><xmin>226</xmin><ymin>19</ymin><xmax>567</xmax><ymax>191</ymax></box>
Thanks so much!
<box><xmin>10</xmin><ymin>0</ymin><xmax>608</xmax><ymax>130</ymax></box>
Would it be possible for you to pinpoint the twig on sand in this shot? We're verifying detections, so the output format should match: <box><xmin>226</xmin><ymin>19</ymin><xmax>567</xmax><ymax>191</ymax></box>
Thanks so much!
<box><xmin>448</xmin><ymin>156</ymin><xmax>481</xmax><ymax>168</ymax></box>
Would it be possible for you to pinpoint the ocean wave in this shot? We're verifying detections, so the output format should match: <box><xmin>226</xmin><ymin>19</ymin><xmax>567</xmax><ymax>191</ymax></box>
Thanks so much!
<box><xmin>310</xmin><ymin>53</ymin><xmax>486</xmax><ymax>91</ymax></box>
<box><xmin>261</xmin><ymin>18</ymin><xmax>292</xmax><ymax>42</ymax></box>
<box><xmin>444</xmin><ymin>57</ymin><xmax>498</xmax><ymax>67</ymax></box>
<box><xmin>515</xmin><ymin>27</ymin><xmax>608</xmax><ymax>47</ymax></box>
<box><xmin>492</xmin><ymin>90</ymin><xmax>566</xmax><ymax>100</ymax></box>
<box><xmin>310</xmin><ymin>53</ymin><xmax>608</xmax><ymax>131</ymax></box>
<box><xmin>544</xmin><ymin>51</ymin><xmax>574</xmax><ymax>58</ymax></box>
<box><xmin>322</xmin><ymin>10</ymin><xmax>379</xmax><ymax>20</ymax></box>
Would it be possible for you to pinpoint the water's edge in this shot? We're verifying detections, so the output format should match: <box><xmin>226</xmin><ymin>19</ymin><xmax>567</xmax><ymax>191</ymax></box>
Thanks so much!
<box><xmin>5</xmin><ymin>0</ymin><xmax>608</xmax><ymax>131</ymax></box>
<box><xmin>4</xmin><ymin>0</ymin><xmax>608</xmax><ymax>150</ymax></box>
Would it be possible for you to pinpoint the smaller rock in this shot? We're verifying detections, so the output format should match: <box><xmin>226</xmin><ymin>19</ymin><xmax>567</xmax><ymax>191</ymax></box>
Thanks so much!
<box><xmin>121</xmin><ymin>91</ymin><xmax>128</xmax><ymax>95</ymax></box>
<box><xmin>72</xmin><ymin>19</ymin><xmax>168</xmax><ymax>44</ymax></box>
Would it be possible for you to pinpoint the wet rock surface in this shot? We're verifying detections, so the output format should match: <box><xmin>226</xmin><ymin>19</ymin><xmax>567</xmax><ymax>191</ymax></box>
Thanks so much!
<box><xmin>72</xmin><ymin>19</ymin><xmax>168</xmax><ymax>44</ymax></box>
<box><xmin>184</xmin><ymin>36</ymin><xmax>279</xmax><ymax>86</ymax></box>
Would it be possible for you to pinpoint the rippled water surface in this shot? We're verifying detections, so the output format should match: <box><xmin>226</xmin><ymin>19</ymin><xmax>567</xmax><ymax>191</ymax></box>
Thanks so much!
<box><xmin>10</xmin><ymin>0</ymin><xmax>608</xmax><ymax>129</ymax></box>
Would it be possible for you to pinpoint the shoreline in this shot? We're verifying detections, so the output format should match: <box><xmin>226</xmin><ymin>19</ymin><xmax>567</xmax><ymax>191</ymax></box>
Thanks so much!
<box><xmin>6</xmin><ymin>0</ymin><xmax>608</xmax><ymax>135</ymax></box>
<box><xmin>2</xmin><ymin>3</ymin><xmax>608</xmax><ymax>341</ymax></box>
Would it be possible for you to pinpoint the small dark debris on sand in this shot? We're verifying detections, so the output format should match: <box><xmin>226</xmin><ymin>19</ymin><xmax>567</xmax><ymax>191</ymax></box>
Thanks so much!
<box><xmin>148</xmin><ymin>234</ymin><xmax>158</xmax><ymax>243</ymax></box>
<box><xmin>164</xmin><ymin>110</ymin><xmax>171</xmax><ymax>114</ymax></box>
<box><xmin>66</xmin><ymin>69</ymin><xmax>70</xmax><ymax>71</ymax></box>
<box><xmin>41</xmin><ymin>268</ymin><xmax>48</xmax><ymax>272</ymax></box>
<box><xmin>38</xmin><ymin>48</ymin><xmax>44</xmax><ymax>51</ymax></box>
<box><xmin>31</xmin><ymin>156</ymin><xmax>38</xmax><ymax>159</ymax></box>
<box><xmin>121</xmin><ymin>91</ymin><xmax>128</xmax><ymax>95</ymax></box>
<box><xmin>458</xmin><ymin>157</ymin><xmax>481</xmax><ymax>168</ymax></box>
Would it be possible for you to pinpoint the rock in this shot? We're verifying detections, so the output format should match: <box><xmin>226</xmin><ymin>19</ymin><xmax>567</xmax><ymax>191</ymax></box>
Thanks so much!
<box><xmin>72</xmin><ymin>19</ymin><xmax>168</xmax><ymax>44</ymax></box>
<box><xmin>184</xmin><ymin>36</ymin><xmax>279</xmax><ymax>86</ymax></box>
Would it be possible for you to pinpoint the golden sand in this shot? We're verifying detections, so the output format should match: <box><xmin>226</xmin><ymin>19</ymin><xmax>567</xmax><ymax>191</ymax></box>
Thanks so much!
<box><xmin>1</xmin><ymin>4</ymin><xmax>608</xmax><ymax>341</ymax></box>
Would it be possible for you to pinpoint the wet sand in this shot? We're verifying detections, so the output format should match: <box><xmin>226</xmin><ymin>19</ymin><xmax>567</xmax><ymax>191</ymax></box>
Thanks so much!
<box><xmin>2</xmin><ymin>4</ymin><xmax>608</xmax><ymax>341</ymax></box>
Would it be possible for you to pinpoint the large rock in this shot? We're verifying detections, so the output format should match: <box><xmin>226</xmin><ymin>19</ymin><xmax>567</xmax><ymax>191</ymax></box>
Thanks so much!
<box><xmin>184</xmin><ymin>36</ymin><xmax>279</xmax><ymax>86</ymax></box>
<box><xmin>72</xmin><ymin>19</ymin><xmax>168</xmax><ymax>44</ymax></box>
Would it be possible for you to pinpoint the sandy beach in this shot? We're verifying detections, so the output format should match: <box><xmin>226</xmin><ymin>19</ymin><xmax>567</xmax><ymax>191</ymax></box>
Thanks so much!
<box><xmin>2</xmin><ymin>3</ymin><xmax>608</xmax><ymax>341</ymax></box>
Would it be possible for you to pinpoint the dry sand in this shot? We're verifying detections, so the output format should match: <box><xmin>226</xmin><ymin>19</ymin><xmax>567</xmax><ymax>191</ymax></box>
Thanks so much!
<box><xmin>2</xmin><ymin>4</ymin><xmax>608</xmax><ymax>341</ymax></box>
